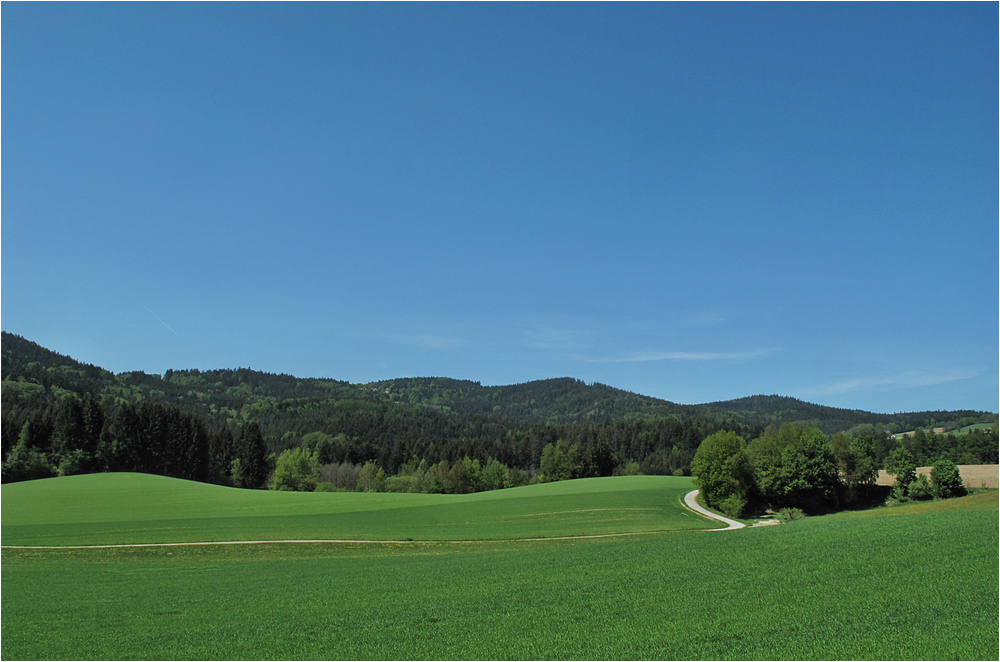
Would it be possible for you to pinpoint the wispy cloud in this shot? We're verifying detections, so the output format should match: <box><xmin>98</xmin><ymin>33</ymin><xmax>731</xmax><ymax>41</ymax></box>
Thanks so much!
<box><xmin>584</xmin><ymin>348</ymin><xmax>775</xmax><ymax>363</ymax></box>
<box><xmin>804</xmin><ymin>369</ymin><xmax>980</xmax><ymax>397</ymax></box>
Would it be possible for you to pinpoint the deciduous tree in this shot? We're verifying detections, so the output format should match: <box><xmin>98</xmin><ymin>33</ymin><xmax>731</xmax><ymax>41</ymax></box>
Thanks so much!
<box><xmin>270</xmin><ymin>447</ymin><xmax>322</xmax><ymax>492</ymax></box>
<box><xmin>884</xmin><ymin>446</ymin><xmax>917</xmax><ymax>496</ymax></box>
<box><xmin>930</xmin><ymin>459</ymin><xmax>965</xmax><ymax>498</ymax></box>
<box><xmin>691</xmin><ymin>430</ymin><xmax>755</xmax><ymax>518</ymax></box>
<box><xmin>749</xmin><ymin>424</ymin><xmax>841</xmax><ymax>513</ymax></box>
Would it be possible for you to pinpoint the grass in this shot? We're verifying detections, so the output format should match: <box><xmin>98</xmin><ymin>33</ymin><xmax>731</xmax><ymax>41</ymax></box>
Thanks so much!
<box><xmin>2</xmin><ymin>476</ymin><xmax>997</xmax><ymax>660</ymax></box>
<box><xmin>1</xmin><ymin>473</ymin><xmax>706</xmax><ymax>545</ymax></box>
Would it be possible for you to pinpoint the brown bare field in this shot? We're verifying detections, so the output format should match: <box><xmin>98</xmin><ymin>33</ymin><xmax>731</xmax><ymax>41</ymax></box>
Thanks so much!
<box><xmin>876</xmin><ymin>464</ymin><xmax>999</xmax><ymax>489</ymax></box>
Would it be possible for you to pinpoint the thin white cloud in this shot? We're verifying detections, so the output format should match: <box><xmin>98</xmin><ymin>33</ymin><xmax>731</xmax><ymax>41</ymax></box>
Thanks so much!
<box><xmin>804</xmin><ymin>369</ymin><xmax>980</xmax><ymax>397</ymax></box>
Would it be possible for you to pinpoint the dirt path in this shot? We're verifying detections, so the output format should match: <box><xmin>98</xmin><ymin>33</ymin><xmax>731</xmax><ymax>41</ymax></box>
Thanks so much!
<box><xmin>0</xmin><ymin>530</ymin><xmax>663</xmax><ymax>550</ymax></box>
<box><xmin>682</xmin><ymin>489</ymin><xmax>746</xmax><ymax>531</ymax></box>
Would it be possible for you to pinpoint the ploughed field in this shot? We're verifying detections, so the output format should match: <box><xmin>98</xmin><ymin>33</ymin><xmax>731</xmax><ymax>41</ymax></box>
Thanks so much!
<box><xmin>2</xmin><ymin>474</ymin><xmax>997</xmax><ymax>660</ymax></box>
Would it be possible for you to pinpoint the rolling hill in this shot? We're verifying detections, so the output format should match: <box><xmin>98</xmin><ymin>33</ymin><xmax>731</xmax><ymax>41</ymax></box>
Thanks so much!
<box><xmin>1</xmin><ymin>472</ymin><xmax>996</xmax><ymax>660</ymax></box>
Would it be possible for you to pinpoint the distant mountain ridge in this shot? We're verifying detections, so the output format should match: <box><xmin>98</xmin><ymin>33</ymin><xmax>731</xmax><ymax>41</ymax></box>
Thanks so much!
<box><xmin>1</xmin><ymin>331</ymin><xmax>994</xmax><ymax>435</ymax></box>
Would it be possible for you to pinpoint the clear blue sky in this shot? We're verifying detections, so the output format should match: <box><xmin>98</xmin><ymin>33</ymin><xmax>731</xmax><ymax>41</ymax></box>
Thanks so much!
<box><xmin>3</xmin><ymin>3</ymin><xmax>997</xmax><ymax>414</ymax></box>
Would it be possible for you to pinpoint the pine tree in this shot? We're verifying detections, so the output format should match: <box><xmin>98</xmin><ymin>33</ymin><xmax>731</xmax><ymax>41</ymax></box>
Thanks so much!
<box><xmin>236</xmin><ymin>422</ymin><xmax>269</xmax><ymax>489</ymax></box>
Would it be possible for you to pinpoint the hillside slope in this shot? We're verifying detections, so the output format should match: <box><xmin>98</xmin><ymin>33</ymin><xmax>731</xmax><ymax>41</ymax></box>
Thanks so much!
<box><xmin>0</xmin><ymin>472</ymin><xmax>704</xmax><ymax>544</ymax></box>
<box><xmin>696</xmin><ymin>394</ymin><xmax>994</xmax><ymax>435</ymax></box>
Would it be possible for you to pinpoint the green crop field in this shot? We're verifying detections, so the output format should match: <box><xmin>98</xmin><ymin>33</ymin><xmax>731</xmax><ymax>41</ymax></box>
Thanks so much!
<box><xmin>2</xmin><ymin>475</ymin><xmax>997</xmax><ymax>660</ymax></box>
<box><xmin>1</xmin><ymin>473</ymin><xmax>706</xmax><ymax>545</ymax></box>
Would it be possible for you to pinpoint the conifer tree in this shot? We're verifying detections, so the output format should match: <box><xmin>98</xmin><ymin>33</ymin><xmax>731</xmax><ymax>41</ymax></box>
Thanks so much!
<box><xmin>236</xmin><ymin>422</ymin><xmax>269</xmax><ymax>489</ymax></box>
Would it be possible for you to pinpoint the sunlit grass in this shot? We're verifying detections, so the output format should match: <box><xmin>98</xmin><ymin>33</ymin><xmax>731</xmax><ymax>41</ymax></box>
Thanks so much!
<box><xmin>2</xmin><ymin>476</ymin><xmax>996</xmax><ymax>660</ymax></box>
<box><xmin>1</xmin><ymin>473</ymin><xmax>706</xmax><ymax>545</ymax></box>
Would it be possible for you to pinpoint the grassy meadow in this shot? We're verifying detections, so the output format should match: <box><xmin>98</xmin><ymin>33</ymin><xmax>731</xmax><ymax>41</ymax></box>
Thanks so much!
<box><xmin>1</xmin><ymin>473</ymin><xmax>705</xmax><ymax>545</ymax></box>
<box><xmin>2</xmin><ymin>474</ymin><xmax>997</xmax><ymax>660</ymax></box>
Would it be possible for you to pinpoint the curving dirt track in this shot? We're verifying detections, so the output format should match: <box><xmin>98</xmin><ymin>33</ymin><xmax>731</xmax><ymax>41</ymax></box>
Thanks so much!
<box><xmin>682</xmin><ymin>489</ymin><xmax>746</xmax><ymax>531</ymax></box>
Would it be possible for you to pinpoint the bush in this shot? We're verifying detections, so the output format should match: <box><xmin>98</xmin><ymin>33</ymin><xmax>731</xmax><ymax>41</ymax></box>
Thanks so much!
<box><xmin>889</xmin><ymin>485</ymin><xmax>910</xmax><ymax>503</ymax></box>
<box><xmin>931</xmin><ymin>459</ymin><xmax>965</xmax><ymax>499</ymax></box>
<box><xmin>270</xmin><ymin>447</ymin><xmax>321</xmax><ymax>492</ymax></box>
<box><xmin>907</xmin><ymin>474</ymin><xmax>934</xmax><ymax>501</ymax></box>
<box><xmin>717</xmin><ymin>494</ymin><xmax>747</xmax><ymax>519</ymax></box>
<box><xmin>776</xmin><ymin>507</ymin><xmax>805</xmax><ymax>522</ymax></box>
<box><xmin>610</xmin><ymin>461</ymin><xmax>643</xmax><ymax>476</ymax></box>
<box><xmin>315</xmin><ymin>482</ymin><xmax>345</xmax><ymax>492</ymax></box>
<box><xmin>57</xmin><ymin>449</ymin><xmax>87</xmax><ymax>477</ymax></box>
<box><xmin>2</xmin><ymin>442</ymin><xmax>56</xmax><ymax>483</ymax></box>
<box><xmin>385</xmin><ymin>475</ymin><xmax>421</xmax><ymax>493</ymax></box>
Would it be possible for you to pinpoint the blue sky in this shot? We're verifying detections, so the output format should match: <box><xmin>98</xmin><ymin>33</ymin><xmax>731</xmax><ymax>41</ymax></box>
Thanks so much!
<box><xmin>3</xmin><ymin>3</ymin><xmax>997</xmax><ymax>414</ymax></box>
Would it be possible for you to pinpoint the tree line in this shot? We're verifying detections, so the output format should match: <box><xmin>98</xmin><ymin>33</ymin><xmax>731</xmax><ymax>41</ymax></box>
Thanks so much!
<box><xmin>2</xmin><ymin>393</ymin><xmax>270</xmax><ymax>488</ymax></box>
<box><xmin>691</xmin><ymin>422</ymin><xmax>997</xmax><ymax>518</ymax></box>
<box><xmin>3</xmin><ymin>331</ymin><xmax>996</xmax><ymax>495</ymax></box>
<box><xmin>1</xmin><ymin>381</ymin><xmax>757</xmax><ymax>489</ymax></box>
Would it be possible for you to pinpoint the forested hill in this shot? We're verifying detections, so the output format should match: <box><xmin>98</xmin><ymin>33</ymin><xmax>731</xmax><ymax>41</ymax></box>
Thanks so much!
<box><xmin>3</xmin><ymin>332</ymin><xmax>996</xmax><ymax>489</ymax></box>
<box><xmin>2</xmin><ymin>332</ymin><xmax>993</xmax><ymax>437</ymax></box>
<box><xmin>2</xmin><ymin>332</ymin><xmax>756</xmax><ymax>485</ymax></box>
<box><xmin>364</xmin><ymin>376</ymin><xmax>697</xmax><ymax>423</ymax></box>
<box><xmin>1</xmin><ymin>332</ymin><xmax>361</xmax><ymax>407</ymax></box>
<box><xmin>1</xmin><ymin>333</ymin><xmax>698</xmax><ymax>426</ymax></box>
<box><xmin>695</xmin><ymin>395</ymin><xmax>993</xmax><ymax>436</ymax></box>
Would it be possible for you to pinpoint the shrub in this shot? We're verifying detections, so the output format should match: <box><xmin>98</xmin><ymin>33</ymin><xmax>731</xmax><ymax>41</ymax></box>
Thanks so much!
<box><xmin>504</xmin><ymin>466</ymin><xmax>529</xmax><ymax>488</ymax></box>
<box><xmin>931</xmin><ymin>459</ymin><xmax>965</xmax><ymax>499</ymax></box>
<box><xmin>717</xmin><ymin>494</ymin><xmax>747</xmax><ymax>519</ymax></box>
<box><xmin>890</xmin><ymin>485</ymin><xmax>910</xmax><ymax>503</ymax></box>
<box><xmin>356</xmin><ymin>461</ymin><xmax>386</xmax><ymax>492</ymax></box>
<box><xmin>270</xmin><ymin>447</ymin><xmax>321</xmax><ymax>492</ymax></box>
<box><xmin>2</xmin><ymin>441</ymin><xmax>56</xmax><ymax>483</ymax></box>
<box><xmin>57</xmin><ymin>449</ymin><xmax>87</xmax><ymax>477</ymax></box>
<box><xmin>776</xmin><ymin>507</ymin><xmax>805</xmax><ymax>522</ymax></box>
<box><xmin>907</xmin><ymin>474</ymin><xmax>934</xmax><ymax>500</ymax></box>
<box><xmin>385</xmin><ymin>475</ymin><xmax>421</xmax><ymax>493</ymax></box>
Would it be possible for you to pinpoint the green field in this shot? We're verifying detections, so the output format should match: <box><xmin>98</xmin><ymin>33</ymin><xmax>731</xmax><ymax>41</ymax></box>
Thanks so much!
<box><xmin>1</xmin><ymin>473</ymin><xmax>706</xmax><ymax>545</ymax></box>
<box><xmin>2</xmin><ymin>474</ymin><xmax>997</xmax><ymax>660</ymax></box>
